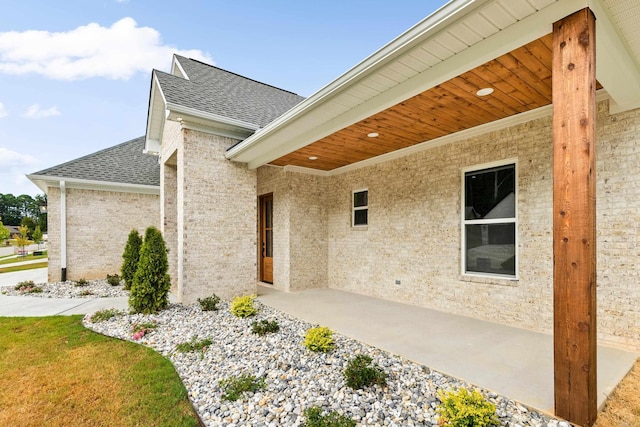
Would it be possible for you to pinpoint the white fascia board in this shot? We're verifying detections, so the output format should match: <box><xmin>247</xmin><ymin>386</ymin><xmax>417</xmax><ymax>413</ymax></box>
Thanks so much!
<box><xmin>180</xmin><ymin>122</ymin><xmax>254</xmax><ymax>141</ymax></box>
<box><xmin>226</xmin><ymin>0</ymin><xmax>491</xmax><ymax>161</ymax></box>
<box><xmin>165</xmin><ymin>103</ymin><xmax>260</xmax><ymax>132</ymax></box>
<box><xmin>590</xmin><ymin>0</ymin><xmax>640</xmax><ymax>114</ymax></box>
<box><xmin>145</xmin><ymin>73</ymin><xmax>167</xmax><ymax>153</ymax></box>
<box><xmin>26</xmin><ymin>175</ymin><xmax>160</xmax><ymax>195</ymax></box>
<box><xmin>236</xmin><ymin>0</ymin><xmax>593</xmax><ymax>169</ymax></box>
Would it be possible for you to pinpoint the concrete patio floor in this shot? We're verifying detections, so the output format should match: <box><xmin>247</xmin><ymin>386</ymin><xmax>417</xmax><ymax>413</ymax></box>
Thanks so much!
<box><xmin>257</xmin><ymin>285</ymin><xmax>638</xmax><ymax>417</ymax></box>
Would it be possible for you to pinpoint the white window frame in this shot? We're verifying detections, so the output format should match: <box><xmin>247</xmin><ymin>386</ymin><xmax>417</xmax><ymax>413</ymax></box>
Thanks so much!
<box><xmin>461</xmin><ymin>158</ymin><xmax>518</xmax><ymax>280</ymax></box>
<box><xmin>352</xmin><ymin>188</ymin><xmax>368</xmax><ymax>227</ymax></box>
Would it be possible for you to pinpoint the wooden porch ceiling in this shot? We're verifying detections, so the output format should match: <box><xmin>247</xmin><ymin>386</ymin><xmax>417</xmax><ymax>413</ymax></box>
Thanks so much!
<box><xmin>269</xmin><ymin>34</ymin><xmax>599</xmax><ymax>171</ymax></box>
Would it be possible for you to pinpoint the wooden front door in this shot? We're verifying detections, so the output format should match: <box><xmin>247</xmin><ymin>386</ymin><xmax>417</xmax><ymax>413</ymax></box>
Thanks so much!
<box><xmin>260</xmin><ymin>194</ymin><xmax>273</xmax><ymax>283</ymax></box>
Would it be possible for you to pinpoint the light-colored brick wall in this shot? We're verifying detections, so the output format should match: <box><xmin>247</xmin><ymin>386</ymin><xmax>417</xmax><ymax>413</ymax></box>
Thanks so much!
<box><xmin>267</xmin><ymin>100</ymin><xmax>639</xmax><ymax>350</ymax></box>
<box><xmin>46</xmin><ymin>186</ymin><xmax>159</xmax><ymax>282</ymax></box>
<box><xmin>257</xmin><ymin>167</ymin><xmax>329</xmax><ymax>291</ymax></box>
<box><xmin>178</xmin><ymin>129</ymin><xmax>257</xmax><ymax>303</ymax></box>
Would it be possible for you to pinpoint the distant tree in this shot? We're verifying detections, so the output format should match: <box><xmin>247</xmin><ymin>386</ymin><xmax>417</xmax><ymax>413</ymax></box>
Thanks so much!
<box><xmin>20</xmin><ymin>217</ymin><xmax>36</xmax><ymax>239</ymax></box>
<box><xmin>121</xmin><ymin>230</ymin><xmax>143</xmax><ymax>290</ymax></box>
<box><xmin>129</xmin><ymin>227</ymin><xmax>171</xmax><ymax>314</ymax></box>
<box><xmin>32</xmin><ymin>225</ymin><xmax>43</xmax><ymax>250</ymax></box>
<box><xmin>0</xmin><ymin>193</ymin><xmax>47</xmax><ymax>230</ymax></box>
<box><xmin>13</xmin><ymin>225</ymin><xmax>30</xmax><ymax>257</ymax></box>
<box><xmin>0</xmin><ymin>217</ymin><xmax>10</xmax><ymax>242</ymax></box>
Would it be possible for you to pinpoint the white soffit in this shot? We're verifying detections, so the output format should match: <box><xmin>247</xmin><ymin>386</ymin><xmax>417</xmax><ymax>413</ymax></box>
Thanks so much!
<box><xmin>228</xmin><ymin>0</ymin><xmax>640</xmax><ymax>169</ymax></box>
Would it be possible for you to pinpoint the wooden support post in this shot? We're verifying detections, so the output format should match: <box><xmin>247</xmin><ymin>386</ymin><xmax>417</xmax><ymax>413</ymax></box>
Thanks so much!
<box><xmin>552</xmin><ymin>8</ymin><xmax>597</xmax><ymax>427</ymax></box>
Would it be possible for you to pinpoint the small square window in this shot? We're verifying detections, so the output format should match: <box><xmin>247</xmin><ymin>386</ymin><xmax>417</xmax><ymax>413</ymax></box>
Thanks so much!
<box><xmin>353</xmin><ymin>189</ymin><xmax>368</xmax><ymax>227</ymax></box>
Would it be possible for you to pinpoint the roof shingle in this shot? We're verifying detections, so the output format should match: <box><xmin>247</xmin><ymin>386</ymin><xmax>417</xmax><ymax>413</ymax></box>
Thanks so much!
<box><xmin>30</xmin><ymin>136</ymin><xmax>159</xmax><ymax>187</ymax></box>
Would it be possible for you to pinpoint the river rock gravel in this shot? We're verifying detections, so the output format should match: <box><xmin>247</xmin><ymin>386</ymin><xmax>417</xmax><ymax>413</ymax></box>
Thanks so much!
<box><xmin>1</xmin><ymin>278</ymin><xmax>128</xmax><ymax>298</ymax></box>
<box><xmin>83</xmin><ymin>300</ymin><xmax>565</xmax><ymax>427</ymax></box>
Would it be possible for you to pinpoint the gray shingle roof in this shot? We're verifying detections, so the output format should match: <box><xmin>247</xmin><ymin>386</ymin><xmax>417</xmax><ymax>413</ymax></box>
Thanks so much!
<box><xmin>157</xmin><ymin>56</ymin><xmax>305</xmax><ymax>128</ymax></box>
<box><xmin>30</xmin><ymin>136</ymin><xmax>159</xmax><ymax>187</ymax></box>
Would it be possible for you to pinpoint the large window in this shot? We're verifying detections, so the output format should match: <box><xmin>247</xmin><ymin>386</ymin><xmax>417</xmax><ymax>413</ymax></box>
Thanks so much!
<box><xmin>462</xmin><ymin>161</ymin><xmax>516</xmax><ymax>278</ymax></box>
<box><xmin>352</xmin><ymin>189</ymin><xmax>368</xmax><ymax>227</ymax></box>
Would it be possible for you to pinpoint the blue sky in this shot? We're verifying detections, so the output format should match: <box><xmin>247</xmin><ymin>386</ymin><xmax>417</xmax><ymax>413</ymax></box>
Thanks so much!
<box><xmin>0</xmin><ymin>0</ymin><xmax>445</xmax><ymax>196</ymax></box>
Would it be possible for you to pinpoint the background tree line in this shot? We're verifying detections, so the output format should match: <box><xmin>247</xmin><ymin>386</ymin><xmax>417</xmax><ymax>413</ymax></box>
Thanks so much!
<box><xmin>0</xmin><ymin>193</ymin><xmax>47</xmax><ymax>232</ymax></box>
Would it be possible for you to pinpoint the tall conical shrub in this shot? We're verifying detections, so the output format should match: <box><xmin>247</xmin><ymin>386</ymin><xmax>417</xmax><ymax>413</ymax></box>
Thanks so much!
<box><xmin>121</xmin><ymin>229</ymin><xmax>142</xmax><ymax>290</ymax></box>
<box><xmin>129</xmin><ymin>226</ymin><xmax>171</xmax><ymax>314</ymax></box>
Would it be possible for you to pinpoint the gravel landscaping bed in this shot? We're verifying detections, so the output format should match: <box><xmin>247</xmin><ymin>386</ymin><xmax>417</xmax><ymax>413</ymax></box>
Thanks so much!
<box><xmin>1</xmin><ymin>279</ymin><xmax>128</xmax><ymax>298</ymax></box>
<box><xmin>84</xmin><ymin>300</ymin><xmax>566</xmax><ymax>427</ymax></box>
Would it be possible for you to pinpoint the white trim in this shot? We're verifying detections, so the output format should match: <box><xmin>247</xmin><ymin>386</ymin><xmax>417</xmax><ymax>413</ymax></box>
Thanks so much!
<box><xmin>352</xmin><ymin>188</ymin><xmax>369</xmax><ymax>228</ymax></box>
<box><xmin>60</xmin><ymin>180</ymin><xmax>67</xmax><ymax>273</ymax></box>
<box><xmin>282</xmin><ymin>165</ymin><xmax>329</xmax><ymax>176</ymax></box>
<box><xmin>166</xmin><ymin>103</ymin><xmax>260</xmax><ymax>131</ymax></box>
<box><xmin>460</xmin><ymin>158</ymin><xmax>518</xmax><ymax>280</ymax></box>
<box><xmin>171</xmin><ymin>56</ymin><xmax>189</xmax><ymax>79</ymax></box>
<box><xmin>27</xmin><ymin>174</ymin><xmax>160</xmax><ymax>195</ymax></box>
<box><xmin>145</xmin><ymin>73</ymin><xmax>167</xmax><ymax>153</ymax></box>
<box><xmin>179</xmin><ymin>121</ymin><xmax>254</xmax><ymax>141</ymax></box>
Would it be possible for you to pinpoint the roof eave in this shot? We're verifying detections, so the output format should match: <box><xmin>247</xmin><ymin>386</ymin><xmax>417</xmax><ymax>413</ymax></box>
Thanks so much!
<box><xmin>144</xmin><ymin>72</ymin><xmax>166</xmax><ymax>155</ymax></box>
<box><xmin>27</xmin><ymin>174</ymin><xmax>160</xmax><ymax>195</ymax></box>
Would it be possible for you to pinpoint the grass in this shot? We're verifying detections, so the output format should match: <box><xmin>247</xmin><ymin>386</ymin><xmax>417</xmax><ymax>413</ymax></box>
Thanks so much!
<box><xmin>0</xmin><ymin>253</ymin><xmax>48</xmax><ymax>265</ymax></box>
<box><xmin>0</xmin><ymin>261</ymin><xmax>48</xmax><ymax>274</ymax></box>
<box><xmin>594</xmin><ymin>357</ymin><xmax>640</xmax><ymax>427</ymax></box>
<box><xmin>0</xmin><ymin>316</ymin><xmax>199</xmax><ymax>427</ymax></box>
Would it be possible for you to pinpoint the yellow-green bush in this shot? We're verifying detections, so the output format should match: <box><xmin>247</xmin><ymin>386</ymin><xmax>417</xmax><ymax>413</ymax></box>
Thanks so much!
<box><xmin>304</xmin><ymin>326</ymin><xmax>335</xmax><ymax>352</ymax></box>
<box><xmin>230</xmin><ymin>295</ymin><xmax>258</xmax><ymax>318</ymax></box>
<box><xmin>436</xmin><ymin>388</ymin><xmax>499</xmax><ymax>427</ymax></box>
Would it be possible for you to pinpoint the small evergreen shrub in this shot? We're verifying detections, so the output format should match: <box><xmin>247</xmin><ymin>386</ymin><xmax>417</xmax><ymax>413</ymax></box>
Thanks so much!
<box><xmin>90</xmin><ymin>308</ymin><xmax>122</xmax><ymax>323</ymax></box>
<box><xmin>106</xmin><ymin>274</ymin><xmax>121</xmax><ymax>286</ymax></box>
<box><xmin>121</xmin><ymin>229</ymin><xmax>143</xmax><ymax>290</ymax></box>
<box><xmin>304</xmin><ymin>326</ymin><xmax>335</xmax><ymax>353</ymax></box>
<box><xmin>198</xmin><ymin>294</ymin><xmax>221</xmax><ymax>311</ymax></box>
<box><xmin>230</xmin><ymin>295</ymin><xmax>258</xmax><ymax>318</ymax></box>
<box><xmin>344</xmin><ymin>354</ymin><xmax>387</xmax><ymax>389</ymax></box>
<box><xmin>73</xmin><ymin>278</ymin><xmax>89</xmax><ymax>287</ymax></box>
<box><xmin>251</xmin><ymin>319</ymin><xmax>280</xmax><ymax>336</ymax></box>
<box><xmin>219</xmin><ymin>373</ymin><xmax>266</xmax><ymax>401</ymax></box>
<box><xmin>302</xmin><ymin>406</ymin><xmax>356</xmax><ymax>427</ymax></box>
<box><xmin>129</xmin><ymin>227</ymin><xmax>171</xmax><ymax>314</ymax></box>
<box><xmin>436</xmin><ymin>388</ymin><xmax>499</xmax><ymax>427</ymax></box>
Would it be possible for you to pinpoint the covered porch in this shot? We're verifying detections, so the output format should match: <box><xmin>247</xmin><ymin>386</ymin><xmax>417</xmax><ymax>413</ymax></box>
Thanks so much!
<box><xmin>258</xmin><ymin>285</ymin><xmax>638</xmax><ymax>416</ymax></box>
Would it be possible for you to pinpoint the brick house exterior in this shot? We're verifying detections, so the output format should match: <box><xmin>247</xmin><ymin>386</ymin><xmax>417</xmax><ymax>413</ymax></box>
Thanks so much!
<box><xmin>29</xmin><ymin>137</ymin><xmax>160</xmax><ymax>282</ymax></box>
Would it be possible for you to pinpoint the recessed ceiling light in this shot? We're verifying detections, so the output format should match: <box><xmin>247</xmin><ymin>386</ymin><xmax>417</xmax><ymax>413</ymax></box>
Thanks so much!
<box><xmin>367</xmin><ymin>132</ymin><xmax>379</xmax><ymax>138</ymax></box>
<box><xmin>308</xmin><ymin>156</ymin><xmax>318</xmax><ymax>160</ymax></box>
<box><xmin>476</xmin><ymin>88</ymin><xmax>494</xmax><ymax>96</ymax></box>
<box><xmin>176</xmin><ymin>117</ymin><xmax>183</xmax><ymax>121</ymax></box>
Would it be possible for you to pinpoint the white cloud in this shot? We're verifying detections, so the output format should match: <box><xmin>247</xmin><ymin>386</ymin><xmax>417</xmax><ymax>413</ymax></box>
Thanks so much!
<box><xmin>0</xmin><ymin>147</ymin><xmax>38</xmax><ymax>167</ymax></box>
<box><xmin>0</xmin><ymin>102</ymin><xmax>6</xmax><ymax>118</ymax></box>
<box><xmin>0</xmin><ymin>17</ymin><xmax>213</xmax><ymax>80</ymax></box>
<box><xmin>22</xmin><ymin>104</ymin><xmax>61</xmax><ymax>119</ymax></box>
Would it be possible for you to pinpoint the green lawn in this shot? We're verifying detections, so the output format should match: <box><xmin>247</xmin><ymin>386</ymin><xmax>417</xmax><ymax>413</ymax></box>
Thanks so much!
<box><xmin>0</xmin><ymin>261</ymin><xmax>48</xmax><ymax>274</ymax></box>
<box><xmin>0</xmin><ymin>253</ymin><xmax>48</xmax><ymax>266</ymax></box>
<box><xmin>0</xmin><ymin>316</ymin><xmax>200</xmax><ymax>427</ymax></box>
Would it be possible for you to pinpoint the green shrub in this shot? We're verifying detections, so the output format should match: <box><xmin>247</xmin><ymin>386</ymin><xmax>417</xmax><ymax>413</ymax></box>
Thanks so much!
<box><xmin>344</xmin><ymin>354</ymin><xmax>387</xmax><ymax>389</ymax></box>
<box><xmin>198</xmin><ymin>294</ymin><xmax>221</xmax><ymax>311</ymax></box>
<box><xmin>251</xmin><ymin>319</ymin><xmax>280</xmax><ymax>336</ymax></box>
<box><xmin>90</xmin><ymin>308</ymin><xmax>122</xmax><ymax>323</ymax></box>
<box><xmin>14</xmin><ymin>280</ymin><xmax>35</xmax><ymax>290</ymax></box>
<box><xmin>219</xmin><ymin>373</ymin><xmax>266</xmax><ymax>401</ymax></box>
<box><xmin>230</xmin><ymin>295</ymin><xmax>258</xmax><ymax>318</ymax></box>
<box><xmin>73</xmin><ymin>278</ymin><xmax>89</xmax><ymax>287</ymax></box>
<box><xmin>121</xmin><ymin>229</ymin><xmax>142</xmax><ymax>290</ymax></box>
<box><xmin>175</xmin><ymin>336</ymin><xmax>213</xmax><ymax>353</ymax></box>
<box><xmin>79</xmin><ymin>290</ymin><xmax>94</xmax><ymax>296</ymax></box>
<box><xmin>106</xmin><ymin>274</ymin><xmax>121</xmax><ymax>286</ymax></box>
<box><xmin>129</xmin><ymin>227</ymin><xmax>171</xmax><ymax>314</ymax></box>
<box><xmin>302</xmin><ymin>406</ymin><xmax>356</xmax><ymax>427</ymax></box>
<box><xmin>304</xmin><ymin>326</ymin><xmax>335</xmax><ymax>353</ymax></box>
<box><xmin>436</xmin><ymin>388</ymin><xmax>499</xmax><ymax>427</ymax></box>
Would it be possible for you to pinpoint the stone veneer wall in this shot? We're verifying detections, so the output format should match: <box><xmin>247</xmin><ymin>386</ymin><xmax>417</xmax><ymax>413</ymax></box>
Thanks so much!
<box><xmin>257</xmin><ymin>167</ymin><xmax>329</xmax><ymax>291</ymax></box>
<box><xmin>162</xmin><ymin>126</ymin><xmax>257</xmax><ymax>303</ymax></box>
<box><xmin>263</xmin><ymin>100</ymin><xmax>639</xmax><ymax>350</ymax></box>
<box><xmin>46</xmin><ymin>186</ymin><xmax>159</xmax><ymax>282</ymax></box>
